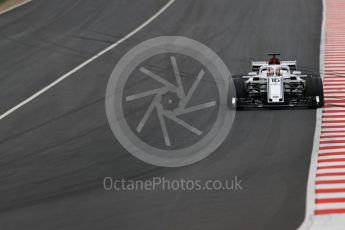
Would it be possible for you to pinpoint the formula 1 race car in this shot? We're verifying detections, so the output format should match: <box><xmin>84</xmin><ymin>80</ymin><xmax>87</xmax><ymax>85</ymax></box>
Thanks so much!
<box><xmin>229</xmin><ymin>54</ymin><xmax>324</xmax><ymax>109</ymax></box>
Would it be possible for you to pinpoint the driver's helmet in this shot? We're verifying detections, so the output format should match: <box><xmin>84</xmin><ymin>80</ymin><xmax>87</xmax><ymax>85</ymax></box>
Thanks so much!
<box><xmin>275</xmin><ymin>67</ymin><xmax>281</xmax><ymax>76</ymax></box>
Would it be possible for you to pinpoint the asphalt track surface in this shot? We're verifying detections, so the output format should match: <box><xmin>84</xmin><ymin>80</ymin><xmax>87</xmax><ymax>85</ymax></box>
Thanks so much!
<box><xmin>0</xmin><ymin>0</ymin><xmax>322</xmax><ymax>229</ymax></box>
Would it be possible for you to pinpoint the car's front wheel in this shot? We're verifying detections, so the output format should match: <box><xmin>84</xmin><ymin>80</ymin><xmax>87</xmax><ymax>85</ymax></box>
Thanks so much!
<box><xmin>305</xmin><ymin>75</ymin><xmax>324</xmax><ymax>108</ymax></box>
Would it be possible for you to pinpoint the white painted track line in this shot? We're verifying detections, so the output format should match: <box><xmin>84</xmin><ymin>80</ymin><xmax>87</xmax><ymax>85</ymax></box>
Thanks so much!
<box><xmin>0</xmin><ymin>0</ymin><xmax>175</xmax><ymax>121</ymax></box>
<box><xmin>298</xmin><ymin>0</ymin><xmax>326</xmax><ymax>228</ymax></box>
<box><xmin>0</xmin><ymin>0</ymin><xmax>32</xmax><ymax>15</ymax></box>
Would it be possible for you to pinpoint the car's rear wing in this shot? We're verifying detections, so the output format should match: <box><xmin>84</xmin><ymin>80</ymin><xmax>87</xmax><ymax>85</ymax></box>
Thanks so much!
<box><xmin>251</xmin><ymin>60</ymin><xmax>297</xmax><ymax>72</ymax></box>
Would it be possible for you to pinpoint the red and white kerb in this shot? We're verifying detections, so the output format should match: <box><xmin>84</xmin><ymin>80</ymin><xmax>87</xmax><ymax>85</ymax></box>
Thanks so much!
<box><xmin>315</xmin><ymin>0</ymin><xmax>345</xmax><ymax>215</ymax></box>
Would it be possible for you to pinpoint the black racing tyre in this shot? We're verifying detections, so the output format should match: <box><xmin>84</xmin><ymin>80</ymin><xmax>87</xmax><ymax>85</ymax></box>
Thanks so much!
<box><xmin>233</xmin><ymin>77</ymin><xmax>247</xmax><ymax>98</ymax></box>
<box><xmin>228</xmin><ymin>77</ymin><xmax>246</xmax><ymax>110</ymax></box>
<box><xmin>305</xmin><ymin>75</ymin><xmax>324</xmax><ymax>107</ymax></box>
<box><xmin>314</xmin><ymin>76</ymin><xmax>324</xmax><ymax>107</ymax></box>
<box><xmin>305</xmin><ymin>76</ymin><xmax>314</xmax><ymax>97</ymax></box>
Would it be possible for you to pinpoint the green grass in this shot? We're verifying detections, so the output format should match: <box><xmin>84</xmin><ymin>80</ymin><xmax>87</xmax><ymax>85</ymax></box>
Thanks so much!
<box><xmin>0</xmin><ymin>0</ymin><xmax>7</xmax><ymax>4</ymax></box>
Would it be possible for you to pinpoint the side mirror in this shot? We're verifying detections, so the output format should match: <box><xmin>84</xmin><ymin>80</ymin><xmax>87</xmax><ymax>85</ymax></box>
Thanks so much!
<box><xmin>292</xmin><ymin>71</ymin><xmax>301</xmax><ymax>75</ymax></box>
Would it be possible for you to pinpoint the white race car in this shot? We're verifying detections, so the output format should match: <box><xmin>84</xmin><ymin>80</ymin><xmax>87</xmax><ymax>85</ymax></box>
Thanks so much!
<box><xmin>229</xmin><ymin>54</ymin><xmax>324</xmax><ymax>109</ymax></box>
